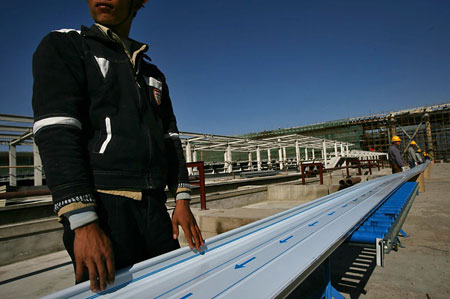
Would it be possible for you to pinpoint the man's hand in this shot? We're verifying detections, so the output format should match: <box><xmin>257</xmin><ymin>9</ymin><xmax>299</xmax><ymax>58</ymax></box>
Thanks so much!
<box><xmin>74</xmin><ymin>221</ymin><xmax>115</xmax><ymax>293</ymax></box>
<box><xmin>172</xmin><ymin>200</ymin><xmax>204</xmax><ymax>251</ymax></box>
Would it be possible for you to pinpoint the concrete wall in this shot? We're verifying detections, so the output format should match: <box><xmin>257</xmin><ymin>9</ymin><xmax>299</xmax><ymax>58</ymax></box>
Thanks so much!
<box><xmin>266</xmin><ymin>184</ymin><xmax>329</xmax><ymax>203</ymax></box>
<box><xmin>0</xmin><ymin>217</ymin><xmax>64</xmax><ymax>266</ymax></box>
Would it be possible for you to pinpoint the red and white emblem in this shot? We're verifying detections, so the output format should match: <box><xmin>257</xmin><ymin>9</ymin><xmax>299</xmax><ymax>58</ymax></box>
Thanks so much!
<box><xmin>153</xmin><ymin>89</ymin><xmax>162</xmax><ymax>106</ymax></box>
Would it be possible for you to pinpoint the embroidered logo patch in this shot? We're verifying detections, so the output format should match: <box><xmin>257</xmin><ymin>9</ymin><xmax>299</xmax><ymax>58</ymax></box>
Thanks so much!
<box><xmin>153</xmin><ymin>89</ymin><xmax>162</xmax><ymax>106</ymax></box>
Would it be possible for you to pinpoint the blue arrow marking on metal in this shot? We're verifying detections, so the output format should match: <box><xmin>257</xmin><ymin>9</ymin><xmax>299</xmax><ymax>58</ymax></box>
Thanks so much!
<box><xmin>235</xmin><ymin>257</ymin><xmax>256</xmax><ymax>269</ymax></box>
<box><xmin>308</xmin><ymin>221</ymin><xmax>319</xmax><ymax>227</ymax></box>
<box><xmin>280</xmin><ymin>236</ymin><xmax>293</xmax><ymax>243</ymax></box>
<box><xmin>328</xmin><ymin>211</ymin><xmax>335</xmax><ymax>216</ymax></box>
<box><xmin>180</xmin><ymin>293</ymin><xmax>193</xmax><ymax>299</ymax></box>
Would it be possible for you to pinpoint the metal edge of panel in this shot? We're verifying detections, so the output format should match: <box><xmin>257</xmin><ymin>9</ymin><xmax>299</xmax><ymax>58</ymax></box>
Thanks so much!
<box><xmin>383</xmin><ymin>183</ymin><xmax>420</xmax><ymax>253</ymax></box>
<box><xmin>274</xmin><ymin>232</ymin><xmax>349</xmax><ymax>299</ymax></box>
<box><xmin>275</xmin><ymin>163</ymin><xmax>429</xmax><ymax>298</ymax></box>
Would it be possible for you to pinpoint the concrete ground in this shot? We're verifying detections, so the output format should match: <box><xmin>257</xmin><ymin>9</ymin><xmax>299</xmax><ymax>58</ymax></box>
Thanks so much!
<box><xmin>0</xmin><ymin>163</ymin><xmax>448</xmax><ymax>298</ymax></box>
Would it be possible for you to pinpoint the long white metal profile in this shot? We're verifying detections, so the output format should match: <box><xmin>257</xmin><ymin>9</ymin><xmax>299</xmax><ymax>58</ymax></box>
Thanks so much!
<box><xmin>45</xmin><ymin>163</ymin><xmax>428</xmax><ymax>299</ymax></box>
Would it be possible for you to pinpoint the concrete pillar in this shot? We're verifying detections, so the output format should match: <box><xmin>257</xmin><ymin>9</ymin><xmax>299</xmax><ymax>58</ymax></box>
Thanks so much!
<box><xmin>312</xmin><ymin>149</ymin><xmax>315</xmax><ymax>160</ymax></box>
<box><xmin>340</xmin><ymin>143</ymin><xmax>344</xmax><ymax>156</ymax></box>
<box><xmin>256</xmin><ymin>146</ymin><xmax>261</xmax><ymax>171</ymax></box>
<box><xmin>346</xmin><ymin>143</ymin><xmax>349</xmax><ymax>156</ymax></box>
<box><xmin>192</xmin><ymin>150</ymin><xmax>198</xmax><ymax>162</ymax></box>
<box><xmin>33</xmin><ymin>142</ymin><xmax>42</xmax><ymax>186</ymax></box>
<box><xmin>248</xmin><ymin>152</ymin><xmax>253</xmax><ymax>171</ymax></box>
<box><xmin>424</xmin><ymin>163</ymin><xmax>431</xmax><ymax>179</ymax></box>
<box><xmin>267</xmin><ymin>149</ymin><xmax>272</xmax><ymax>169</ymax></box>
<box><xmin>305</xmin><ymin>148</ymin><xmax>308</xmax><ymax>161</ymax></box>
<box><xmin>295</xmin><ymin>141</ymin><xmax>300</xmax><ymax>166</ymax></box>
<box><xmin>9</xmin><ymin>145</ymin><xmax>17</xmax><ymax>187</ymax></box>
<box><xmin>322</xmin><ymin>140</ymin><xmax>328</xmax><ymax>168</ymax></box>
<box><xmin>334</xmin><ymin>142</ymin><xmax>338</xmax><ymax>157</ymax></box>
<box><xmin>226</xmin><ymin>145</ymin><xmax>232</xmax><ymax>173</ymax></box>
<box><xmin>417</xmin><ymin>172</ymin><xmax>425</xmax><ymax>193</ymax></box>
<box><xmin>424</xmin><ymin>113</ymin><xmax>434</xmax><ymax>161</ymax></box>
<box><xmin>389</xmin><ymin>116</ymin><xmax>397</xmax><ymax>140</ymax></box>
<box><xmin>283</xmin><ymin>147</ymin><xmax>287</xmax><ymax>164</ymax></box>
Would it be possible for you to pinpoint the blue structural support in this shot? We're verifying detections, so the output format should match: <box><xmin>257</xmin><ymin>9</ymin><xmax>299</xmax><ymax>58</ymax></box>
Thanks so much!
<box><xmin>316</xmin><ymin>258</ymin><xmax>345</xmax><ymax>299</ymax></box>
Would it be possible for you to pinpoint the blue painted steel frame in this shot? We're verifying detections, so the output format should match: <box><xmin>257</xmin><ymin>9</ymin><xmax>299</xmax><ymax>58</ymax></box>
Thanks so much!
<box><xmin>349</xmin><ymin>182</ymin><xmax>418</xmax><ymax>244</ymax></box>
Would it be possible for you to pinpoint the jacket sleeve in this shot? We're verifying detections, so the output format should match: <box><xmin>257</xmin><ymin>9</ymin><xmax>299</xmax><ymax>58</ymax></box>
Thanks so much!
<box><xmin>160</xmin><ymin>80</ymin><xmax>191</xmax><ymax>200</ymax></box>
<box><xmin>32</xmin><ymin>31</ymin><xmax>96</xmax><ymax>215</ymax></box>
<box><xmin>394</xmin><ymin>148</ymin><xmax>404</xmax><ymax>167</ymax></box>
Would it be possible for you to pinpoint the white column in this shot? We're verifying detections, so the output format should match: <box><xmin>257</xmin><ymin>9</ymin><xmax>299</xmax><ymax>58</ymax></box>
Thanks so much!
<box><xmin>33</xmin><ymin>142</ymin><xmax>42</xmax><ymax>186</ymax></box>
<box><xmin>312</xmin><ymin>149</ymin><xmax>315</xmax><ymax>160</ymax></box>
<box><xmin>334</xmin><ymin>142</ymin><xmax>338</xmax><ymax>157</ymax></box>
<box><xmin>9</xmin><ymin>145</ymin><xmax>17</xmax><ymax>187</ymax></box>
<box><xmin>192</xmin><ymin>149</ymin><xmax>198</xmax><ymax>162</ymax></box>
<box><xmin>322</xmin><ymin>140</ymin><xmax>328</xmax><ymax>168</ymax></box>
<box><xmin>295</xmin><ymin>141</ymin><xmax>300</xmax><ymax>166</ymax></box>
<box><xmin>340</xmin><ymin>143</ymin><xmax>344</xmax><ymax>156</ymax></box>
<box><xmin>185</xmin><ymin>141</ymin><xmax>193</xmax><ymax>175</ymax></box>
<box><xmin>305</xmin><ymin>148</ymin><xmax>309</xmax><ymax>161</ymax></box>
<box><xmin>226</xmin><ymin>145</ymin><xmax>232</xmax><ymax>173</ymax></box>
<box><xmin>283</xmin><ymin>147</ymin><xmax>287</xmax><ymax>163</ymax></box>
<box><xmin>278</xmin><ymin>147</ymin><xmax>283</xmax><ymax>170</ymax></box>
<box><xmin>267</xmin><ymin>149</ymin><xmax>272</xmax><ymax>169</ymax></box>
<box><xmin>346</xmin><ymin>143</ymin><xmax>349</xmax><ymax>156</ymax></box>
<box><xmin>185</xmin><ymin>141</ymin><xmax>192</xmax><ymax>163</ymax></box>
<box><xmin>248</xmin><ymin>152</ymin><xmax>253</xmax><ymax>171</ymax></box>
<box><xmin>256</xmin><ymin>146</ymin><xmax>261</xmax><ymax>171</ymax></box>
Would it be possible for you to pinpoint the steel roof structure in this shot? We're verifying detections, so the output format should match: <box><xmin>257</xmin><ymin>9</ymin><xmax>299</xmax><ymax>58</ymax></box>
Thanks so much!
<box><xmin>179</xmin><ymin>132</ymin><xmax>352</xmax><ymax>153</ymax></box>
<box><xmin>0</xmin><ymin>114</ymin><xmax>353</xmax><ymax>152</ymax></box>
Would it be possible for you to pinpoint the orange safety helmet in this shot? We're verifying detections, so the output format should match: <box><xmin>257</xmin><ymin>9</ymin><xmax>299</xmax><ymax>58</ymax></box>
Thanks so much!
<box><xmin>410</xmin><ymin>140</ymin><xmax>417</xmax><ymax>145</ymax></box>
<box><xmin>391</xmin><ymin>135</ymin><xmax>401</xmax><ymax>142</ymax></box>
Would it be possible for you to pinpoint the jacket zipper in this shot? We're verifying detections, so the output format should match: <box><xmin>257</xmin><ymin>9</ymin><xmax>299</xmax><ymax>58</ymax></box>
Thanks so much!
<box><xmin>132</xmin><ymin>56</ymin><xmax>153</xmax><ymax>189</ymax></box>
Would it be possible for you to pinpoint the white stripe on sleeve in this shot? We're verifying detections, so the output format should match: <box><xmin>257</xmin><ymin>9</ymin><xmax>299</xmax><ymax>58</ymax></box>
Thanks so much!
<box><xmin>33</xmin><ymin>116</ymin><xmax>82</xmax><ymax>134</ymax></box>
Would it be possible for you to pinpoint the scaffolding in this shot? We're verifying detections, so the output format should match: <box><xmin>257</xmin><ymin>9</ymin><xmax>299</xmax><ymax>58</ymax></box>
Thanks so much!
<box><xmin>242</xmin><ymin>103</ymin><xmax>450</xmax><ymax>162</ymax></box>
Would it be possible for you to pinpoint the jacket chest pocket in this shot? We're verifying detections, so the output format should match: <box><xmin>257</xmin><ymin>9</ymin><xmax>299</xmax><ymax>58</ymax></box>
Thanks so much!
<box><xmin>143</xmin><ymin>76</ymin><xmax>163</xmax><ymax>107</ymax></box>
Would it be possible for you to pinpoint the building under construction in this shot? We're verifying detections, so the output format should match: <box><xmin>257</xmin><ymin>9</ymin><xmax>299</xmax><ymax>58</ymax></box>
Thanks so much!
<box><xmin>242</xmin><ymin>103</ymin><xmax>450</xmax><ymax>162</ymax></box>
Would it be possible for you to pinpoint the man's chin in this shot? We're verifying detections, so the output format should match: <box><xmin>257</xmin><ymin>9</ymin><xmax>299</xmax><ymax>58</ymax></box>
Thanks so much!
<box><xmin>94</xmin><ymin>17</ymin><xmax>119</xmax><ymax>28</ymax></box>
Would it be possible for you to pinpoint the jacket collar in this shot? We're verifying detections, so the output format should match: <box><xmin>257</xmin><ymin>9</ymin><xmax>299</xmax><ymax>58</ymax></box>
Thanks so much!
<box><xmin>81</xmin><ymin>24</ymin><xmax>150</xmax><ymax>66</ymax></box>
<box><xmin>81</xmin><ymin>24</ymin><xmax>149</xmax><ymax>55</ymax></box>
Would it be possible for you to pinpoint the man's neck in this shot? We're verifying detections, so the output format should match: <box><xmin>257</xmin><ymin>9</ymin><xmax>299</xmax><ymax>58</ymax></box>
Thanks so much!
<box><xmin>97</xmin><ymin>21</ymin><xmax>132</xmax><ymax>38</ymax></box>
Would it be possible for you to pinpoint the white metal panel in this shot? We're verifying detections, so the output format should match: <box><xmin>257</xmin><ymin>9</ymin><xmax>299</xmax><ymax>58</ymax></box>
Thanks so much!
<box><xmin>44</xmin><ymin>163</ymin><xmax>428</xmax><ymax>299</ymax></box>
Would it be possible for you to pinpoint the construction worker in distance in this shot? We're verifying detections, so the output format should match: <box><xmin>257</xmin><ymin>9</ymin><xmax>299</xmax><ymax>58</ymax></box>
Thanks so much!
<box><xmin>407</xmin><ymin>140</ymin><xmax>420</xmax><ymax>168</ymax></box>
<box><xmin>416</xmin><ymin>149</ymin><xmax>424</xmax><ymax>164</ymax></box>
<box><xmin>388</xmin><ymin>136</ymin><xmax>404</xmax><ymax>173</ymax></box>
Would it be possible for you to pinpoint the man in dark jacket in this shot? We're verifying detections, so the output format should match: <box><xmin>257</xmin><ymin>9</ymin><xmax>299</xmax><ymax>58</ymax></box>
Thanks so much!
<box><xmin>32</xmin><ymin>0</ymin><xmax>203</xmax><ymax>293</ymax></box>
<box><xmin>388</xmin><ymin>135</ymin><xmax>404</xmax><ymax>173</ymax></box>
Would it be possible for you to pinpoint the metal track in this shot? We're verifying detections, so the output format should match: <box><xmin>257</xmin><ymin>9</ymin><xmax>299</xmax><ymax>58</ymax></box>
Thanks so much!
<box><xmin>44</xmin><ymin>162</ymin><xmax>429</xmax><ymax>299</ymax></box>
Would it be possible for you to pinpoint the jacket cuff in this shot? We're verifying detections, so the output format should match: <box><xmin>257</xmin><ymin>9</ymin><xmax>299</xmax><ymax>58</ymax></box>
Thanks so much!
<box><xmin>67</xmin><ymin>210</ymin><xmax>99</xmax><ymax>230</ymax></box>
<box><xmin>54</xmin><ymin>193</ymin><xmax>96</xmax><ymax>214</ymax></box>
<box><xmin>175</xmin><ymin>191</ymin><xmax>191</xmax><ymax>201</ymax></box>
<box><xmin>169</xmin><ymin>183</ymin><xmax>191</xmax><ymax>200</ymax></box>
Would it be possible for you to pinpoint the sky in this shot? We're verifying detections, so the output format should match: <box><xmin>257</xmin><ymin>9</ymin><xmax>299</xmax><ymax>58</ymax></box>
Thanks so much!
<box><xmin>0</xmin><ymin>0</ymin><xmax>449</xmax><ymax>136</ymax></box>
